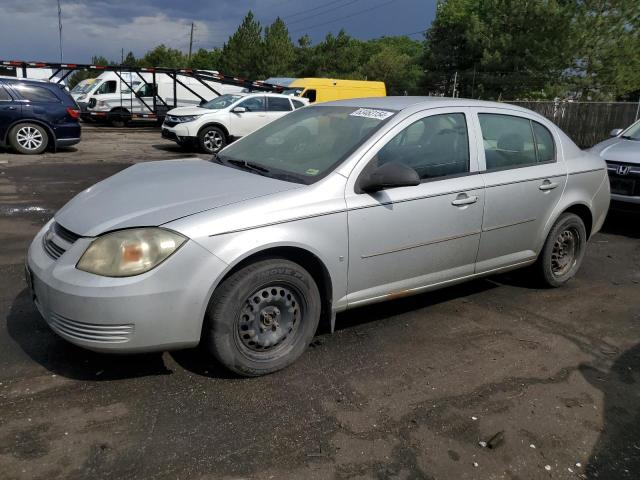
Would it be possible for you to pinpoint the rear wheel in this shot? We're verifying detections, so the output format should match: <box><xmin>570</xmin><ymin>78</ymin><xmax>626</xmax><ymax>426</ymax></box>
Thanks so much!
<box><xmin>536</xmin><ymin>213</ymin><xmax>587</xmax><ymax>287</ymax></box>
<box><xmin>198</xmin><ymin>126</ymin><xmax>226</xmax><ymax>154</ymax></box>
<box><xmin>9</xmin><ymin>123</ymin><xmax>48</xmax><ymax>154</ymax></box>
<box><xmin>109</xmin><ymin>109</ymin><xmax>130</xmax><ymax>128</ymax></box>
<box><xmin>204</xmin><ymin>259</ymin><xmax>321</xmax><ymax>376</ymax></box>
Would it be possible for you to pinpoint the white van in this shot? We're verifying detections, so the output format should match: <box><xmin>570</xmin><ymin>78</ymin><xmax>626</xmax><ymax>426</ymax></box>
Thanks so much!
<box><xmin>80</xmin><ymin>71</ymin><xmax>244</xmax><ymax>126</ymax></box>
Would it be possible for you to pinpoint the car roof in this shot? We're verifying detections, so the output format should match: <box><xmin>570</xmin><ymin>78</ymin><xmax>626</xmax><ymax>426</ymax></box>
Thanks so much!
<box><xmin>321</xmin><ymin>96</ymin><xmax>539</xmax><ymax>117</ymax></box>
<box><xmin>0</xmin><ymin>75</ymin><xmax>53</xmax><ymax>85</ymax></box>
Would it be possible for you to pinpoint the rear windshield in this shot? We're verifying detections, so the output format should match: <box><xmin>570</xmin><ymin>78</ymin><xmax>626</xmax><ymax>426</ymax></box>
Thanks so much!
<box><xmin>218</xmin><ymin>105</ymin><xmax>396</xmax><ymax>184</ymax></box>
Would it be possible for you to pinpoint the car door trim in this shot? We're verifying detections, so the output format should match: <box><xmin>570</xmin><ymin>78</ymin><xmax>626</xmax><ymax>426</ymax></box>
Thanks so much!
<box><xmin>482</xmin><ymin>217</ymin><xmax>537</xmax><ymax>232</ymax></box>
<box><xmin>484</xmin><ymin>173</ymin><xmax>565</xmax><ymax>189</ymax></box>
<box><xmin>361</xmin><ymin>229</ymin><xmax>482</xmax><ymax>259</ymax></box>
<box><xmin>568</xmin><ymin>168</ymin><xmax>605</xmax><ymax>175</ymax></box>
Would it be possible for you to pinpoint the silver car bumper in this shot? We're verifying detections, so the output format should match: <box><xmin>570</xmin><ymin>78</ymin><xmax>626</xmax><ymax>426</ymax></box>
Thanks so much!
<box><xmin>26</xmin><ymin>221</ymin><xmax>227</xmax><ymax>353</ymax></box>
<box><xmin>611</xmin><ymin>193</ymin><xmax>640</xmax><ymax>205</ymax></box>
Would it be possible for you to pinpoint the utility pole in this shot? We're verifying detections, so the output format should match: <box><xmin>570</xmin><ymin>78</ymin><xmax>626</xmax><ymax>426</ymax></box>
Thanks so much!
<box><xmin>121</xmin><ymin>48</ymin><xmax>124</xmax><ymax>64</ymax></box>
<box><xmin>188</xmin><ymin>22</ymin><xmax>194</xmax><ymax>61</ymax></box>
<box><xmin>57</xmin><ymin>0</ymin><xmax>63</xmax><ymax>62</ymax></box>
<box><xmin>452</xmin><ymin>71</ymin><xmax>458</xmax><ymax>98</ymax></box>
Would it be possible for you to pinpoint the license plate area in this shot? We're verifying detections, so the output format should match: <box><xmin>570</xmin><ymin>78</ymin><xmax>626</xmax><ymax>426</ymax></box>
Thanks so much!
<box><xmin>610</xmin><ymin>177</ymin><xmax>635</xmax><ymax>195</ymax></box>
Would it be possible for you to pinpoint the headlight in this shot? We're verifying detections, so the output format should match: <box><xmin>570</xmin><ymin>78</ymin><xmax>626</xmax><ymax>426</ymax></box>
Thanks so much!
<box><xmin>77</xmin><ymin>228</ymin><xmax>186</xmax><ymax>277</ymax></box>
<box><xmin>176</xmin><ymin>115</ymin><xmax>202</xmax><ymax>123</ymax></box>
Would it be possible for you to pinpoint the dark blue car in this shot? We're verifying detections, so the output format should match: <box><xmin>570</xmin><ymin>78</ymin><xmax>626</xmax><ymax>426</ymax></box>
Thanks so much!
<box><xmin>0</xmin><ymin>77</ymin><xmax>81</xmax><ymax>154</ymax></box>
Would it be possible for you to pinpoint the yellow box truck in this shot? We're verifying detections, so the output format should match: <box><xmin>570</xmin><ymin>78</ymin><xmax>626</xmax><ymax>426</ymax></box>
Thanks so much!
<box><xmin>283</xmin><ymin>78</ymin><xmax>386</xmax><ymax>103</ymax></box>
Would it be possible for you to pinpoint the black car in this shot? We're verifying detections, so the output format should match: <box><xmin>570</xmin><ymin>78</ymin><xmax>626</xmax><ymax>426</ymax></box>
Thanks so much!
<box><xmin>0</xmin><ymin>77</ymin><xmax>81</xmax><ymax>154</ymax></box>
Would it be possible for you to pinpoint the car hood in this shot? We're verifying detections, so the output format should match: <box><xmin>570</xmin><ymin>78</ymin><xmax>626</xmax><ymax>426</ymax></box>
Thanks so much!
<box><xmin>590</xmin><ymin>137</ymin><xmax>640</xmax><ymax>164</ymax></box>
<box><xmin>55</xmin><ymin>159</ymin><xmax>302</xmax><ymax>237</ymax></box>
<box><xmin>167</xmin><ymin>106</ymin><xmax>216</xmax><ymax>116</ymax></box>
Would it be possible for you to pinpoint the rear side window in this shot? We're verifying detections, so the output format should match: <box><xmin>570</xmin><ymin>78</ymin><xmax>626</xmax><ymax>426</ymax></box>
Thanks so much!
<box><xmin>267</xmin><ymin>97</ymin><xmax>292</xmax><ymax>112</ymax></box>
<box><xmin>479</xmin><ymin>114</ymin><xmax>555</xmax><ymax>170</ymax></box>
<box><xmin>0</xmin><ymin>86</ymin><xmax>12</xmax><ymax>101</ymax></box>
<box><xmin>13</xmin><ymin>85</ymin><xmax>60</xmax><ymax>103</ymax></box>
<box><xmin>292</xmin><ymin>99</ymin><xmax>305</xmax><ymax>109</ymax></box>
<box><xmin>376</xmin><ymin>113</ymin><xmax>470</xmax><ymax>180</ymax></box>
<box><xmin>532</xmin><ymin>122</ymin><xmax>555</xmax><ymax>163</ymax></box>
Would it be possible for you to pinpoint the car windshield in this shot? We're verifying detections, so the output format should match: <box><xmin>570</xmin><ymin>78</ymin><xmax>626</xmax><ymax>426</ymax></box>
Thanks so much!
<box><xmin>71</xmin><ymin>80</ymin><xmax>95</xmax><ymax>94</ymax></box>
<box><xmin>201</xmin><ymin>94</ymin><xmax>245</xmax><ymax>109</ymax></box>
<box><xmin>218</xmin><ymin>105</ymin><xmax>396</xmax><ymax>184</ymax></box>
<box><xmin>622</xmin><ymin>121</ymin><xmax>640</xmax><ymax>140</ymax></box>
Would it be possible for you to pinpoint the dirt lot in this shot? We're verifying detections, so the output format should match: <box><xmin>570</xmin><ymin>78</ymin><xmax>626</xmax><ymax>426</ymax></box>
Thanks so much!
<box><xmin>1</xmin><ymin>125</ymin><xmax>639</xmax><ymax>480</ymax></box>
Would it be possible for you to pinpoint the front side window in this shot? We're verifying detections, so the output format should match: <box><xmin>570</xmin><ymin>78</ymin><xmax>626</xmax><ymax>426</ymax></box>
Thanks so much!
<box><xmin>137</xmin><ymin>83</ymin><xmax>157</xmax><ymax>97</ymax></box>
<box><xmin>374</xmin><ymin>113</ymin><xmax>470</xmax><ymax>180</ymax></box>
<box><xmin>237</xmin><ymin>96</ymin><xmax>265</xmax><ymax>112</ymax></box>
<box><xmin>267</xmin><ymin>96</ymin><xmax>292</xmax><ymax>112</ymax></box>
<box><xmin>13</xmin><ymin>84</ymin><xmax>60</xmax><ymax>103</ymax></box>
<box><xmin>479</xmin><ymin>113</ymin><xmax>554</xmax><ymax>170</ymax></box>
<box><xmin>95</xmin><ymin>80</ymin><xmax>117</xmax><ymax>95</ymax></box>
<box><xmin>219</xmin><ymin>105</ymin><xmax>396</xmax><ymax>184</ymax></box>
<box><xmin>303</xmin><ymin>89</ymin><xmax>317</xmax><ymax>102</ymax></box>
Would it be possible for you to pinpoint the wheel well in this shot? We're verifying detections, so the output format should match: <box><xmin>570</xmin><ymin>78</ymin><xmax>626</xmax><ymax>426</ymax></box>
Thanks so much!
<box><xmin>6</xmin><ymin>120</ymin><xmax>55</xmax><ymax>151</ymax></box>
<box><xmin>563</xmin><ymin>204</ymin><xmax>593</xmax><ymax>239</ymax></box>
<box><xmin>216</xmin><ymin>247</ymin><xmax>333</xmax><ymax>333</ymax></box>
<box><xmin>109</xmin><ymin>107</ymin><xmax>131</xmax><ymax>114</ymax></box>
<box><xmin>198</xmin><ymin>122</ymin><xmax>229</xmax><ymax>141</ymax></box>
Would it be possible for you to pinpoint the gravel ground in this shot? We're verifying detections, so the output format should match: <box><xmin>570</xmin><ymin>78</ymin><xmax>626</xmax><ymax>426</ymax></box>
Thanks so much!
<box><xmin>0</xmin><ymin>124</ymin><xmax>639</xmax><ymax>480</ymax></box>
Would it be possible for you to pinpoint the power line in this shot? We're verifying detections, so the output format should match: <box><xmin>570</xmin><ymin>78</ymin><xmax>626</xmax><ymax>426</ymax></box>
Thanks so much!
<box><xmin>290</xmin><ymin>0</ymin><xmax>401</xmax><ymax>34</ymax></box>
<box><xmin>284</xmin><ymin>0</ymin><xmax>362</xmax><ymax>25</ymax></box>
<box><xmin>282</xmin><ymin>0</ymin><xmax>354</xmax><ymax>20</ymax></box>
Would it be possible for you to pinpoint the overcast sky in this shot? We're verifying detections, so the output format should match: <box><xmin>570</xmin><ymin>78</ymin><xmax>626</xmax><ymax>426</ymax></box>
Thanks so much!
<box><xmin>0</xmin><ymin>0</ymin><xmax>436</xmax><ymax>63</ymax></box>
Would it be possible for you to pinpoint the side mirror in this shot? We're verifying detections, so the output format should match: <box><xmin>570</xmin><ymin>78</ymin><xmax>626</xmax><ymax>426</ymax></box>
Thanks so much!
<box><xmin>199</xmin><ymin>99</ymin><xmax>207</xmax><ymax>106</ymax></box>
<box><xmin>358</xmin><ymin>162</ymin><xmax>420</xmax><ymax>193</ymax></box>
<box><xmin>232</xmin><ymin>106</ymin><xmax>247</xmax><ymax>113</ymax></box>
<box><xmin>610</xmin><ymin>128</ymin><xmax>623</xmax><ymax>137</ymax></box>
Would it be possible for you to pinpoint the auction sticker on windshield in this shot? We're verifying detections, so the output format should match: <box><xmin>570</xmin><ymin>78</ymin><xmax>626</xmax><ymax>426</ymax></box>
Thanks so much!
<box><xmin>349</xmin><ymin>108</ymin><xmax>394</xmax><ymax>120</ymax></box>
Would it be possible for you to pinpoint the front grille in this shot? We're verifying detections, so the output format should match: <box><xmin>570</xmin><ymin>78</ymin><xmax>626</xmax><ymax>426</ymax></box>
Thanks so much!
<box><xmin>42</xmin><ymin>221</ymin><xmax>81</xmax><ymax>260</ymax></box>
<box><xmin>605</xmin><ymin>161</ymin><xmax>640</xmax><ymax>196</ymax></box>
<box><xmin>48</xmin><ymin>312</ymin><xmax>134</xmax><ymax>343</ymax></box>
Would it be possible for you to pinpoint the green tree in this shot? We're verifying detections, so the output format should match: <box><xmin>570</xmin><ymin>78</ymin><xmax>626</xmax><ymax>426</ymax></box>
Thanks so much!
<box><xmin>219</xmin><ymin>11</ymin><xmax>263</xmax><ymax>78</ymax></box>
<box><xmin>122</xmin><ymin>51</ymin><xmax>137</xmax><ymax>67</ymax></box>
<box><xmin>570</xmin><ymin>0</ymin><xmax>640</xmax><ymax>100</ymax></box>
<box><xmin>189</xmin><ymin>48</ymin><xmax>223</xmax><ymax>70</ymax></box>
<box><xmin>423</xmin><ymin>0</ymin><xmax>574</xmax><ymax>99</ymax></box>
<box><xmin>361</xmin><ymin>36</ymin><xmax>424</xmax><ymax>95</ymax></box>
<box><xmin>68</xmin><ymin>55</ymin><xmax>111</xmax><ymax>89</ymax></box>
<box><xmin>140</xmin><ymin>44</ymin><xmax>187</xmax><ymax>69</ymax></box>
<box><xmin>259</xmin><ymin>18</ymin><xmax>295</xmax><ymax>77</ymax></box>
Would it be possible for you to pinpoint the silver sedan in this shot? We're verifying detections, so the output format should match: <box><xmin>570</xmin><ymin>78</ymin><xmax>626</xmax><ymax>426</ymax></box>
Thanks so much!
<box><xmin>590</xmin><ymin>119</ymin><xmax>640</xmax><ymax>205</ymax></box>
<box><xmin>27</xmin><ymin>97</ymin><xmax>610</xmax><ymax>376</ymax></box>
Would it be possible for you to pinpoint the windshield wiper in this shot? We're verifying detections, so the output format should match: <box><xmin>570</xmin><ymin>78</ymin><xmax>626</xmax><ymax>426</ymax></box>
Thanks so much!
<box><xmin>621</xmin><ymin>135</ymin><xmax>638</xmax><ymax>141</ymax></box>
<box><xmin>226</xmin><ymin>158</ymin><xmax>270</xmax><ymax>174</ymax></box>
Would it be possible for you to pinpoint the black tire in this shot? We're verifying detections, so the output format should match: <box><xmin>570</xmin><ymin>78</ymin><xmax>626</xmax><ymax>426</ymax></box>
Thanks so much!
<box><xmin>8</xmin><ymin>123</ymin><xmax>49</xmax><ymax>154</ymax></box>
<box><xmin>109</xmin><ymin>109</ymin><xmax>130</xmax><ymax>128</ymax></box>
<box><xmin>205</xmin><ymin>258</ymin><xmax>321</xmax><ymax>377</ymax></box>
<box><xmin>536</xmin><ymin>213</ymin><xmax>587</xmax><ymax>287</ymax></box>
<box><xmin>198</xmin><ymin>126</ymin><xmax>226</xmax><ymax>154</ymax></box>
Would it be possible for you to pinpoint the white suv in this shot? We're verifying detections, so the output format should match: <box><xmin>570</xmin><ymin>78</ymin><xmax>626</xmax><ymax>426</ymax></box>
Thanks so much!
<box><xmin>161</xmin><ymin>92</ymin><xmax>308</xmax><ymax>153</ymax></box>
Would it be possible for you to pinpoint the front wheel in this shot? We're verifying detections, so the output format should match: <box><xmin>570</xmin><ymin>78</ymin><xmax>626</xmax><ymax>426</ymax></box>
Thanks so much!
<box><xmin>198</xmin><ymin>126</ymin><xmax>226</xmax><ymax>154</ymax></box>
<box><xmin>9</xmin><ymin>123</ymin><xmax>48</xmax><ymax>154</ymax></box>
<box><xmin>204</xmin><ymin>259</ymin><xmax>321</xmax><ymax>376</ymax></box>
<box><xmin>536</xmin><ymin>213</ymin><xmax>587</xmax><ymax>287</ymax></box>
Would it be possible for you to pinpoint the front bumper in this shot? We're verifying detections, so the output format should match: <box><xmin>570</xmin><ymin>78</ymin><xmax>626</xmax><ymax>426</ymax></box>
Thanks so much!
<box><xmin>26</xmin><ymin>221</ymin><xmax>228</xmax><ymax>353</ymax></box>
<box><xmin>161</xmin><ymin>123</ymin><xmax>196</xmax><ymax>144</ymax></box>
<box><xmin>610</xmin><ymin>193</ymin><xmax>640</xmax><ymax>205</ymax></box>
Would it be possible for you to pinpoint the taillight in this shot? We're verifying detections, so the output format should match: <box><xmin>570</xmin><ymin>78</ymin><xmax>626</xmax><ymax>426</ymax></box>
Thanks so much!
<box><xmin>66</xmin><ymin>107</ymin><xmax>80</xmax><ymax>119</ymax></box>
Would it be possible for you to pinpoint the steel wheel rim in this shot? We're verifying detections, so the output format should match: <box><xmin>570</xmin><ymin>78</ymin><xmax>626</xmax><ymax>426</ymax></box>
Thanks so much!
<box><xmin>16</xmin><ymin>126</ymin><xmax>43</xmax><ymax>150</ymax></box>
<box><xmin>203</xmin><ymin>131</ymin><xmax>223</xmax><ymax>152</ymax></box>
<box><xmin>235</xmin><ymin>284</ymin><xmax>303</xmax><ymax>357</ymax></box>
<box><xmin>551</xmin><ymin>227</ymin><xmax>579</xmax><ymax>277</ymax></box>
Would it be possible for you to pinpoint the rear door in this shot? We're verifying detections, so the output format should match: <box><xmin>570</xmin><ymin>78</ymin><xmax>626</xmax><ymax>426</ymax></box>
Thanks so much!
<box><xmin>0</xmin><ymin>83</ymin><xmax>22</xmax><ymax>143</ymax></box>
<box><xmin>266</xmin><ymin>96</ymin><xmax>293</xmax><ymax>123</ymax></box>
<box><xmin>472</xmin><ymin>109</ymin><xmax>567</xmax><ymax>273</ymax></box>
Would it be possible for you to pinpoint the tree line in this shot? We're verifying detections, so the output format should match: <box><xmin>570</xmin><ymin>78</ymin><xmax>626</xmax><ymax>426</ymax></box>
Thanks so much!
<box><xmin>71</xmin><ymin>1</ymin><xmax>639</xmax><ymax>101</ymax></box>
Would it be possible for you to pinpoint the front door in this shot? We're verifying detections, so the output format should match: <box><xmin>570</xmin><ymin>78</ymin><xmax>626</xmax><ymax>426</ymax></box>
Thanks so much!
<box><xmin>472</xmin><ymin>110</ymin><xmax>568</xmax><ymax>273</ymax></box>
<box><xmin>0</xmin><ymin>83</ymin><xmax>22</xmax><ymax>142</ymax></box>
<box><xmin>345</xmin><ymin>108</ymin><xmax>485</xmax><ymax>306</ymax></box>
<box><xmin>230</xmin><ymin>96</ymin><xmax>267</xmax><ymax>137</ymax></box>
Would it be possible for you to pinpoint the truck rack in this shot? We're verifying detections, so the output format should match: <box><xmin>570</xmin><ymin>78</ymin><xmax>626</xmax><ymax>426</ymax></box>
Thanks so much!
<box><xmin>1</xmin><ymin>60</ymin><xmax>286</xmax><ymax>122</ymax></box>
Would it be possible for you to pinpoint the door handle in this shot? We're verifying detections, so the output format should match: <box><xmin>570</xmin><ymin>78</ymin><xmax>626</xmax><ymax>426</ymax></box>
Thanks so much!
<box><xmin>4</xmin><ymin>106</ymin><xmax>17</xmax><ymax>110</ymax></box>
<box><xmin>451</xmin><ymin>194</ymin><xmax>478</xmax><ymax>206</ymax></box>
<box><xmin>539</xmin><ymin>180</ymin><xmax>559</xmax><ymax>191</ymax></box>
